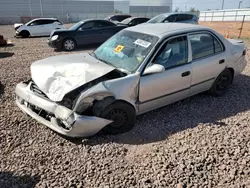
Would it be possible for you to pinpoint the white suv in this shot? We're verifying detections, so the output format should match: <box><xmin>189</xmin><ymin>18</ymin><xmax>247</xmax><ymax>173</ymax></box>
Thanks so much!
<box><xmin>14</xmin><ymin>18</ymin><xmax>65</xmax><ymax>38</ymax></box>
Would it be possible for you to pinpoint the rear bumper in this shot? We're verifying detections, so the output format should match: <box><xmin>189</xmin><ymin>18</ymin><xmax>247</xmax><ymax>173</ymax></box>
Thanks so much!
<box><xmin>15</xmin><ymin>82</ymin><xmax>112</xmax><ymax>137</ymax></box>
<box><xmin>233</xmin><ymin>56</ymin><xmax>247</xmax><ymax>76</ymax></box>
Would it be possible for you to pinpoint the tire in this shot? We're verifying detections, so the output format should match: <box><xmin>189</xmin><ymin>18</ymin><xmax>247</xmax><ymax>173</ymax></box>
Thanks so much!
<box><xmin>63</xmin><ymin>38</ymin><xmax>76</xmax><ymax>51</ymax></box>
<box><xmin>210</xmin><ymin>69</ymin><xmax>233</xmax><ymax>97</ymax></box>
<box><xmin>100</xmin><ymin>101</ymin><xmax>136</xmax><ymax>135</ymax></box>
<box><xmin>20</xmin><ymin>30</ymin><xmax>30</xmax><ymax>38</ymax></box>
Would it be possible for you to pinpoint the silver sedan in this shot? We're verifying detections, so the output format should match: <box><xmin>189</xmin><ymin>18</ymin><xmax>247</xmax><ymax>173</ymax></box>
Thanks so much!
<box><xmin>15</xmin><ymin>23</ymin><xmax>247</xmax><ymax>137</ymax></box>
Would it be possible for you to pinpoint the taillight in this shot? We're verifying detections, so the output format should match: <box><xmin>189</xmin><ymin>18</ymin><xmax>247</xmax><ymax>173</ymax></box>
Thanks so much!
<box><xmin>243</xmin><ymin>49</ymin><xmax>246</xmax><ymax>56</ymax></box>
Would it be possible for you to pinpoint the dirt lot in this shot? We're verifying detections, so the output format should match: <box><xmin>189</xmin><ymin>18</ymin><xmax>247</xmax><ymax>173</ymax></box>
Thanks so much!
<box><xmin>1</xmin><ymin>25</ymin><xmax>250</xmax><ymax>188</ymax></box>
<box><xmin>200</xmin><ymin>21</ymin><xmax>250</xmax><ymax>38</ymax></box>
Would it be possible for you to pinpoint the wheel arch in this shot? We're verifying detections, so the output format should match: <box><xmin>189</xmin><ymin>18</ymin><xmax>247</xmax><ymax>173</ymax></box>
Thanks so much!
<box><xmin>20</xmin><ymin>30</ymin><xmax>30</xmax><ymax>37</ymax></box>
<box><xmin>227</xmin><ymin>67</ymin><xmax>234</xmax><ymax>83</ymax></box>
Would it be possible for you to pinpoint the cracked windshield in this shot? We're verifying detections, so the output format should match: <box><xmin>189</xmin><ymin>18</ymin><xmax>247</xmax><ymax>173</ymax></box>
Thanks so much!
<box><xmin>93</xmin><ymin>30</ymin><xmax>159</xmax><ymax>73</ymax></box>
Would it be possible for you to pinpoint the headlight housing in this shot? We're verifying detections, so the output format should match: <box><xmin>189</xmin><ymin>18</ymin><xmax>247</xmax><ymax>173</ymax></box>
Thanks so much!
<box><xmin>51</xmin><ymin>35</ymin><xmax>59</xmax><ymax>41</ymax></box>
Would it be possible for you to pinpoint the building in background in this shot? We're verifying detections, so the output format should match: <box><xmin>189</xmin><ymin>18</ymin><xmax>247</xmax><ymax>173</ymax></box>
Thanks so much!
<box><xmin>0</xmin><ymin>0</ymin><xmax>172</xmax><ymax>24</ymax></box>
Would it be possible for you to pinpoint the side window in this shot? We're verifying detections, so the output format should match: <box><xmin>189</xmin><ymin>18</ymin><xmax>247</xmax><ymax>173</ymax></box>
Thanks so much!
<box><xmin>153</xmin><ymin>36</ymin><xmax>188</xmax><ymax>69</ymax></box>
<box><xmin>94</xmin><ymin>21</ymin><xmax>115</xmax><ymax>28</ymax></box>
<box><xmin>214</xmin><ymin>38</ymin><xmax>223</xmax><ymax>53</ymax></box>
<box><xmin>42</xmin><ymin>20</ymin><xmax>54</xmax><ymax>25</ymax></box>
<box><xmin>130</xmin><ymin>19</ymin><xmax>137</xmax><ymax>25</ymax></box>
<box><xmin>78</xmin><ymin>22</ymin><xmax>95</xmax><ymax>31</ymax></box>
<box><xmin>137</xmin><ymin>18</ymin><xmax>147</xmax><ymax>24</ymax></box>
<box><xmin>177</xmin><ymin>14</ymin><xmax>192</xmax><ymax>21</ymax></box>
<box><xmin>166</xmin><ymin>15</ymin><xmax>178</xmax><ymax>22</ymax></box>
<box><xmin>176</xmin><ymin>14</ymin><xmax>185</xmax><ymax>21</ymax></box>
<box><xmin>29</xmin><ymin>20</ymin><xmax>43</xmax><ymax>26</ymax></box>
<box><xmin>186</xmin><ymin>14</ymin><xmax>194</xmax><ymax>20</ymax></box>
<box><xmin>190</xmin><ymin>33</ymin><xmax>223</xmax><ymax>60</ymax></box>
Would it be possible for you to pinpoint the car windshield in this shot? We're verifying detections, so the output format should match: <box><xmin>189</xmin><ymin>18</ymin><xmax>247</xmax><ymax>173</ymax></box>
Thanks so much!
<box><xmin>147</xmin><ymin>14</ymin><xmax>168</xmax><ymax>23</ymax></box>
<box><xmin>25</xmin><ymin>19</ymin><xmax>38</xmax><ymax>25</ymax></box>
<box><xmin>69</xmin><ymin>21</ymin><xmax>84</xmax><ymax>30</ymax></box>
<box><xmin>121</xmin><ymin>18</ymin><xmax>133</xmax><ymax>24</ymax></box>
<box><xmin>93</xmin><ymin>30</ymin><xmax>159</xmax><ymax>73</ymax></box>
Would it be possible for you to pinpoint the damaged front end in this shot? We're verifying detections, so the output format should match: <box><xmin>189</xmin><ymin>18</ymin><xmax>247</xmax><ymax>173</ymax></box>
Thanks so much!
<box><xmin>15</xmin><ymin>69</ymin><xmax>139</xmax><ymax>137</ymax></box>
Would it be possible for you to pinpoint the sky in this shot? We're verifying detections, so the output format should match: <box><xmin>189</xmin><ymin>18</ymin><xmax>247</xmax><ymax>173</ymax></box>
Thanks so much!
<box><xmin>173</xmin><ymin>0</ymin><xmax>250</xmax><ymax>11</ymax></box>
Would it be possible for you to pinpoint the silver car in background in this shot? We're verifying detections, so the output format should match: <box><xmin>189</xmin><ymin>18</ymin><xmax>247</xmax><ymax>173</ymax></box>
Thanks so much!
<box><xmin>15</xmin><ymin>23</ymin><xmax>247</xmax><ymax>137</ymax></box>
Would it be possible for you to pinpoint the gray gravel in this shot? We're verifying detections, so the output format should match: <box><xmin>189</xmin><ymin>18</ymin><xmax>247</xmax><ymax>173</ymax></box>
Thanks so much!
<box><xmin>1</xmin><ymin>25</ymin><xmax>250</xmax><ymax>188</ymax></box>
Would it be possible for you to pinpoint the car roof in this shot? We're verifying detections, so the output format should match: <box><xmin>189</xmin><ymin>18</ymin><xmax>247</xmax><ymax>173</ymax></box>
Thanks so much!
<box><xmin>158</xmin><ymin>12</ymin><xmax>196</xmax><ymax>17</ymax></box>
<box><xmin>125</xmin><ymin>23</ymin><xmax>208</xmax><ymax>37</ymax></box>
<box><xmin>109</xmin><ymin>14</ymin><xmax>131</xmax><ymax>17</ymax></box>
<box><xmin>128</xmin><ymin>17</ymin><xmax>149</xmax><ymax>19</ymax></box>
<box><xmin>80</xmin><ymin>18</ymin><xmax>113</xmax><ymax>22</ymax></box>
<box><xmin>32</xmin><ymin>18</ymin><xmax>58</xmax><ymax>21</ymax></box>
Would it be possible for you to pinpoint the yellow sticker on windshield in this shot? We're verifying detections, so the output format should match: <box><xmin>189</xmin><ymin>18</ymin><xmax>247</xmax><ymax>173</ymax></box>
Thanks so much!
<box><xmin>114</xmin><ymin>45</ymin><xmax>124</xmax><ymax>53</ymax></box>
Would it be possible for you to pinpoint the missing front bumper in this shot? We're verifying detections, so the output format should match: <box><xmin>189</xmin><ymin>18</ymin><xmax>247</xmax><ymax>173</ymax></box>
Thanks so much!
<box><xmin>15</xmin><ymin>82</ymin><xmax>112</xmax><ymax>137</ymax></box>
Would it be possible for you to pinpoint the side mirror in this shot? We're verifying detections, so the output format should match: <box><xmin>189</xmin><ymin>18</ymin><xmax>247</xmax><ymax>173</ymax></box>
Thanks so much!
<box><xmin>143</xmin><ymin>64</ymin><xmax>165</xmax><ymax>76</ymax></box>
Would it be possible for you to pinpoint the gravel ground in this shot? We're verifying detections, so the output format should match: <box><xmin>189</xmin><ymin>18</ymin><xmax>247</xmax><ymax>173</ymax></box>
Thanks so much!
<box><xmin>1</xmin><ymin>25</ymin><xmax>250</xmax><ymax>188</ymax></box>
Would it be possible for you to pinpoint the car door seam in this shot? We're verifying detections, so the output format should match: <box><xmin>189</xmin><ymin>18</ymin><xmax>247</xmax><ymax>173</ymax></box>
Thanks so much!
<box><xmin>190</xmin><ymin>77</ymin><xmax>215</xmax><ymax>87</ymax></box>
<box><xmin>138</xmin><ymin>77</ymin><xmax>215</xmax><ymax>104</ymax></box>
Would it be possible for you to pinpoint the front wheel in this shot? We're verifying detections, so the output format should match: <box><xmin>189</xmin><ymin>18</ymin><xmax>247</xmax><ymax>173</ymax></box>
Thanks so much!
<box><xmin>20</xmin><ymin>30</ymin><xmax>30</xmax><ymax>38</ymax></box>
<box><xmin>210</xmin><ymin>69</ymin><xmax>233</xmax><ymax>97</ymax></box>
<box><xmin>100</xmin><ymin>102</ymin><xmax>136</xmax><ymax>135</ymax></box>
<box><xmin>63</xmin><ymin>38</ymin><xmax>76</xmax><ymax>51</ymax></box>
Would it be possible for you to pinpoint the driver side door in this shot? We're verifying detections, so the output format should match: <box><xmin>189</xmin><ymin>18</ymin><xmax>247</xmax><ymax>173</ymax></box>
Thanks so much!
<box><xmin>138</xmin><ymin>35</ymin><xmax>192</xmax><ymax>114</ymax></box>
<box><xmin>75</xmin><ymin>21</ymin><xmax>99</xmax><ymax>45</ymax></box>
<box><xmin>27</xmin><ymin>20</ymin><xmax>45</xmax><ymax>36</ymax></box>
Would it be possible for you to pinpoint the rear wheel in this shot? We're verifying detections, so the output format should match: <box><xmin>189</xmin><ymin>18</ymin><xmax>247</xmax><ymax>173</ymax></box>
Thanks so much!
<box><xmin>63</xmin><ymin>38</ymin><xmax>76</xmax><ymax>51</ymax></box>
<box><xmin>100</xmin><ymin>102</ymin><xmax>136</xmax><ymax>134</ymax></box>
<box><xmin>20</xmin><ymin>30</ymin><xmax>30</xmax><ymax>38</ymax></box>
<box><xmin>210</xmin><ymin>69</ymin><xmax>233</xmax><ymax>97</ymax></box>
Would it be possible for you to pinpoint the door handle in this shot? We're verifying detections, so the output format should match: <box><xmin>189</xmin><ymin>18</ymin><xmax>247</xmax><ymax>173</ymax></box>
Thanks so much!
<box><xmin>181</xmin><ymin>71</ymin><xmax>191</xmax><ymax>77</ymax></box>
<box><xmin>219</xmin><ymin>59</ymin><xmax>225</xmax><ymax>64</ymax></box>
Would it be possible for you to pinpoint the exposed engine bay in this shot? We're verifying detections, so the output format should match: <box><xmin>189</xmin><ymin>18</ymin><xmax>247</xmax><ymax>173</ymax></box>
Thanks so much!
<box><xmin>56</xmin><ymin>69</ymin><xmax>127</xmax><ymax>110</ymax></box>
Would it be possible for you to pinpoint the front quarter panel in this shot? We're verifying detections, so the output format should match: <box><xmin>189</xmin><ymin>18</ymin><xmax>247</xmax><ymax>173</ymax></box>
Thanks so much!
<box><xmin>74</xmin><ymin>73</ymin><xmax>140</xmax><ymax>114</ymax></box>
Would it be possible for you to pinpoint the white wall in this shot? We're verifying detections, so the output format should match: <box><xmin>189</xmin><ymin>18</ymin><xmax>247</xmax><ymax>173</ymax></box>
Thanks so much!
<box><xmin>199</xmin><ymin>8</ymin><xmax>250</xmax><ymax>22</ymax></box>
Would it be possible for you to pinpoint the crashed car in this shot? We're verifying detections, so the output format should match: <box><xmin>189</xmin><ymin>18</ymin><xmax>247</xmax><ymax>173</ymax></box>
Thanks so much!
<box><xmin>14</xmin><ymin>18</ymin><xmax>65</xmax><ymax>38</ymax></box>
<box><xmin>15</xmin><ymin>23</ymin><xmax>247</xmax><ymax>137</ymax></box>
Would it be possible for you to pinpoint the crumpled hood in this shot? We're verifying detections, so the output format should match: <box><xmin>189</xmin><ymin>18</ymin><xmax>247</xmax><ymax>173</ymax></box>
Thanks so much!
<box><xmin>14</xmin><ymin>23</ymin><xmax>23</xmax><ymax>29</ymax></box>
<box><xmin>30</xmin><ymin>53</ymin><xmax>114</xmax><ymax>102</ymax></box>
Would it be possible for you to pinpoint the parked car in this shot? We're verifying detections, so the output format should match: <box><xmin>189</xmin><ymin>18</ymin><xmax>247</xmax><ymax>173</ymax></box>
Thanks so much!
<box><xmin>15</xmin><ymin>23</ymin><xmax>247</xmax><ymax>138</ymax></box>
<box><xmin>105</xmin><ymin>14</ymin><xmax>132</xmax><ymax>23</ymax></box>
<box><xmin>146</xmin><ymin>13</ymin><xmax>199</xmax><ymax>24</ymax></box>
<box><xmin>48</xmin><ymin>19</ymin><xmax>127</xmax><ymax>51</ymax></box>
<box><xmin>14</xmin><ymin>18</ymin><xmax>65</xmax><ymax>38</ymax></box>
<box><xmin>117</xmin><ymin>17</ymin><xmax>150</xmax><ymax>27</ymax></box>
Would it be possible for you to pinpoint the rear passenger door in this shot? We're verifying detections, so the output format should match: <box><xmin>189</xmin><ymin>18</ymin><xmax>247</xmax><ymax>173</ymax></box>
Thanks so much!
<box><xmin>75</xmin><ymin>21</ymin><xmax>98</xmax><ymax>45</ymax></box>
<box><xmin>93</xmin><ymin>21</ymin><xmax>117</xmax><ymax>43</ymax></box>
<box><xmin>42</xmin><ymin>20</ymin><xmax>56</xmax><ymax>35</ymax></box>
<box><xmin>189</xmin><ymin>32</ymin><xmax>226</xmax><ymax>96</ymax></box>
